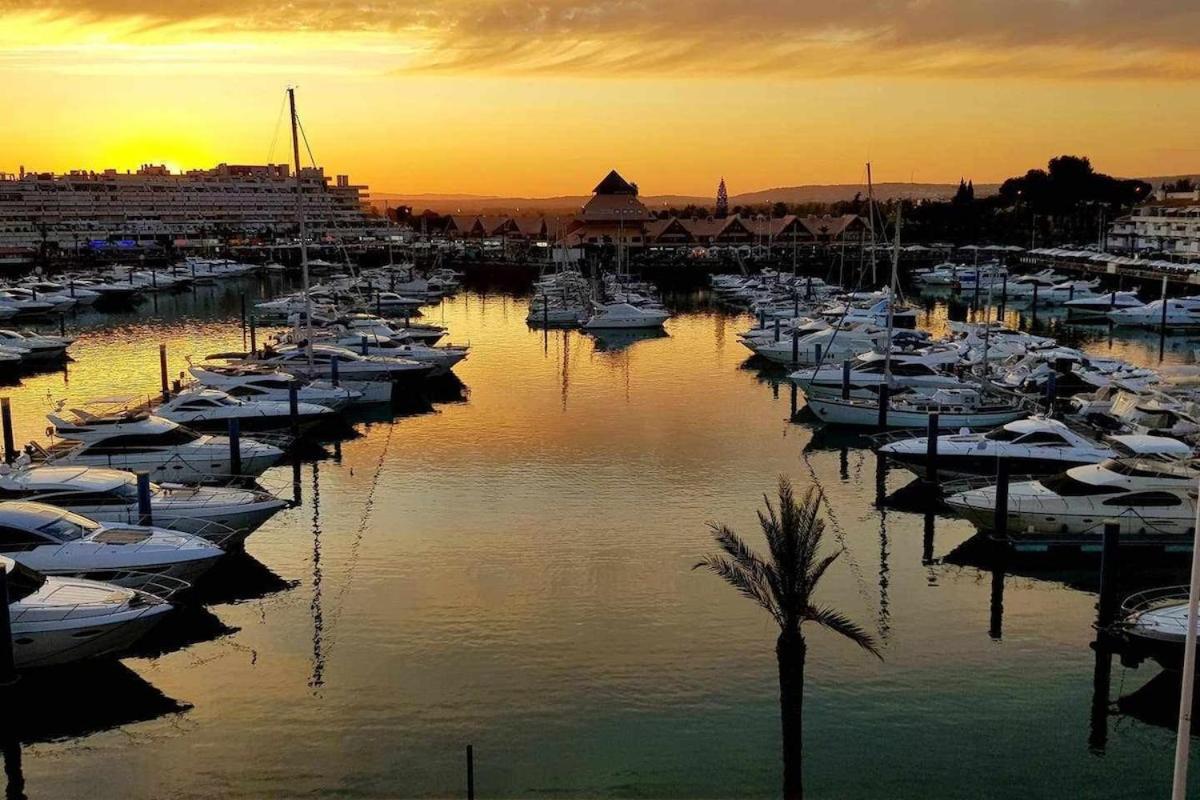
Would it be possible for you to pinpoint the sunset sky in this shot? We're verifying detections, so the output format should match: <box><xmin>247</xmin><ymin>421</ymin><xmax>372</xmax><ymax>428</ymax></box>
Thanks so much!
<box><xmin>2</xmin><ymin>1</ymin><xmax>1199</xmax><ymax>197</ymax></box>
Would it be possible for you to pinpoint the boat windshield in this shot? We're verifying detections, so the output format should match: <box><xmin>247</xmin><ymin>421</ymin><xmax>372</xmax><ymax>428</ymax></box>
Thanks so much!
<box><xmin>1039</xmin><ymin>473</ymin><xmax>1127</xmax><ymax>497</ymax></box>
<box><xmin>38</xmin><ymin>510</ymin><xmax>101</xmax><ymax>541</ymax></box>
<box><xmin>985</xmin><ymin>428</ymin><xmax>1022</xmax><ymax>442</ymax></box>
<box><xmin>5</xmin><ymin>560</ymin><xmax>46</xmax><ymax>603</ymax></box>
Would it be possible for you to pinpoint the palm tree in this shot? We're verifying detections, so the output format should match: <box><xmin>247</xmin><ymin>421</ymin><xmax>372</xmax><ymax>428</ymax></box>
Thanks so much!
<box><xmin>695</xmin><ymin>477</ymin><xmax>880</xmax><ymax>800</ymax></box>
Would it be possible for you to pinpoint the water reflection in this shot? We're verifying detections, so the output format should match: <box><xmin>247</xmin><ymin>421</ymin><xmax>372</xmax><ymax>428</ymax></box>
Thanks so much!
<box><xmin>587</xmin><ymin>327</ymin><xmax>669</xmax><ymax>353</ymax></box>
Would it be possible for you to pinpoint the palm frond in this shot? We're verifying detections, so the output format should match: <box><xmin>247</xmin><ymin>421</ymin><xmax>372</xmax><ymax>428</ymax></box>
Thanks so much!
<box><xmin>805</xmin><ymin>605</ymin><xmax>882</xmax><ymax>660</ymax></box>
<box><xmin>804</xmin><ymin>548</ymin><xmax>843</xmax><ymax>600</ymax></box>
<box><xmin>693</xmin><ymin>555</ymin><xmax>782</xmax><ymax>626</ymax></box>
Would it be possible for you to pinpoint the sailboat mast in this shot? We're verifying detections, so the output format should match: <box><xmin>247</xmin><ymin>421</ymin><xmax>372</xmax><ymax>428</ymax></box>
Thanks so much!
<box><xmin>288</xmin><ymin>87</ymin><xmax>314</xmax><ymax>365</ymax></box>
<box><xmin>882</xmin><ymin>203</ymin><xmax>901</xmax><ymax>383</ymax></box>
<box><xmin>866</xmin><ymin>162</ymin><xmax>877</xmax><ymax>286</ymax></box>
<box><xmin>1170</xmin><ymin>498</ymin><xmax>1200</xmax><ymax>800</ymax></box>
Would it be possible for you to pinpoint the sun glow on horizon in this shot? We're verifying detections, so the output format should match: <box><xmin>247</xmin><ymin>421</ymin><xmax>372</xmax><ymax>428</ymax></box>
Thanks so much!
<box><xmin>2</xmin><ymin>5</ymin><xmax>1200</xmax><ymax>196</ymax></box>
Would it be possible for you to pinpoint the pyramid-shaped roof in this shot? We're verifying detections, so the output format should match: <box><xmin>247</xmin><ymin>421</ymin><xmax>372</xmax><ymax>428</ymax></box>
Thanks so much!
<box><xmin>592</xmin><ymin>170</ymin><xmax>638</xmax><ymax>196</ymax></box>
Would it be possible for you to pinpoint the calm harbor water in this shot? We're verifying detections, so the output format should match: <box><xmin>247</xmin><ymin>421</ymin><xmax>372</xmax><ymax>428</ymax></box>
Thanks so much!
<box><xmin>6</xmin><ymin>276</ymin><xmax>1200</xmax><ymax>798</ymax></box>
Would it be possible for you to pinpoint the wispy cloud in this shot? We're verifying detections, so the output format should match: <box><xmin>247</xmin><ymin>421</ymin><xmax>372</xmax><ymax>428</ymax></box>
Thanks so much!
<box><xmin>4</xmin><ymin>0</ymin><xmax>1200</xmax><ymax>80</ymax></box>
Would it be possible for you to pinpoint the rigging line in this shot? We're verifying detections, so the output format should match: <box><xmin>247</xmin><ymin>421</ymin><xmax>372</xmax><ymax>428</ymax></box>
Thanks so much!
<box><xmin>295</xmin><ymin>115</ymin><xmax>318</xmax><ymax>171</ymax></box>
<box><xmin>321</xmin><ymin>420</ymin><xmax>397</xmax><ymax>656</ymax></box>
<box><xmin>267</xmin><ymin>92</ymin><xmax>288</xmax><ymax>166</ymax></box>
<box><xmin>799</xmin><ymin>445</ymin><xmax>872</xmax><ymax>606</ymax></box>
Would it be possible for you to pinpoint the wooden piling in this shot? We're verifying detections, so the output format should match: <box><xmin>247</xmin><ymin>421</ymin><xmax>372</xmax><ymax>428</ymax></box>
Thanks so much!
<box><xmin>998</xmin><ymin>273</ymin><xmax>1008</xmax><ymax>321</ymax></box>
<box><xmin>249</xmin><ymin>316</ymin><xmax>257</xmax><ymax>355</ymax></box>
<box><xmin>0</xmin><ymin>567</ymin><xmax>15</xmax><ymax>686</ymax></box>
<box><xmin>289</xmin><ymin>382</ymin><xmax>300</xmax><ymax>436</ymax></box>
<box><xmin>228</xmin><ymin>418</ymin><xmax>242</xmax><ymax>477</ymax></box>
<box><xmin>0</xmin><ymin>399</ymin><xmax>13</xmax><ymax>466</ymax></box>
<box><xmin>773</xmin><ymin>318</ymin><xmax>780</xmax><ymax>343</ymax></box>
<box><xmin>240</xmin><ymin>294</ymin><xmax>247</xmax><ymax>348</ymax></box>
<box><xmin>330</xmin><ymin>356</ymin><xmax>340</xmax><ymax>388</ymax></box>
<box><xmin>360</xmin><ymin>335</ymin><xmax>369</xmax><ymax>356</ymax></box>
<box><xmin>841</xmin><ymin>360</ymin><xmax>851</xmax><ymax>400</ymax></box>
<box><xmin>926</xmin><ymin>412</ymin><xmax>939</xmax><ymax>484</ymax></box>
<box><xmin>876</xmin><ymin>383</ymin><xmax>890</xmax><ymax>429</ymax></box>
<box><xmin>791</xmin><ymin>330</ymin><xmax>799</xmax><ymax>365</ymax></box>
<box><xmin>993</xmin><ymin>460</ymin><xmax>1010</xmax><ymax>538</ymax></box>
<box><xmin>136</xmin><ymin>472</ymin><xmax>152</xmax><ymax>526</ymax></box>
<box><xmin>1031</xmin><ymin>283</ymin><xmax>1039</xmax><ymax>328</ymax></box>
<box><xmin>1098</xmin><ymin>520</ymin><xmax>1121</xmax><ymax>627</ymax></box>
<box><xmin>466</xmin><ymin>745</ymin><xmax>475</xmax><ymax>800</ymax></box>
<box><xmin>159</xmin><ymin>344</ymin><xmax>169</xmax><ymax>403</ymax></box>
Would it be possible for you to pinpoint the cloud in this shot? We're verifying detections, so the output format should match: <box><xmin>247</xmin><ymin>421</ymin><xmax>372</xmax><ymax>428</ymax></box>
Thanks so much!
<box><xmin>5</xmin><ymin>0</ymin><xmax>1200</xmax><ymax>80</ymax></box>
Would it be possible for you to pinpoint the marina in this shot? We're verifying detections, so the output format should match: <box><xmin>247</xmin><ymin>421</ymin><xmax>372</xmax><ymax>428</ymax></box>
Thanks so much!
<box><xmin>0</xmin><ymin>255</ymin><xmax>1195</xmax><ymax>796</ymax></box>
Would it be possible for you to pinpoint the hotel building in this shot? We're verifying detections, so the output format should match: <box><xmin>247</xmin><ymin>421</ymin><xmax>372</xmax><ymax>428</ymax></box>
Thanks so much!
<box><xmin>0</xmin><ymin>163</ymin><xmax>392</xmax><ymax>251</ymax></box>
<box><xmin>1108</xmin><ymin>187</ymin><xmax>1200</xmax><ymax>257</ymax></box>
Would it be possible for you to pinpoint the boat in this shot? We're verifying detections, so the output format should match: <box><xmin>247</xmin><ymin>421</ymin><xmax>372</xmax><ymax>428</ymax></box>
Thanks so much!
<box><xmin>247</xmin><ymin>344</ymin><xmax>434</xmax><ymax>383</ymax></box>
<box><xmin>0</xmin><ymin>501</ymin><xmax>223</xmax><ymax>585</ymax></box>
<box><xmin>1108</xmin><ymin>297</ymin><xmax>1200</xmax><ymax>329</ymax></box>
<box><xmin>945</xmin><ymin>456</ymin><xmax>1199</xmax><ymax>540</ymax></box>
<box><xmin>0</xmin><ymin>329</ymin><xmax>74</xmax><ymax>360</ymax></box>
<box><xmin>0</xmin><ymin>461</ymin><xmax>286</xmax><ymax>543</ymax></box>
<box><xmin>40</xmin><ymin>404</ymin><xmax>283</xmax><ymax>483</ymax></box>
<box><xmin>878</xmin><ymin>416</ymin><xmax>1188</xmax><ymax>478</ymax></box>
<box><xmin>1064</xmin><ymin>291</ymin><xmax>1143</xmax><ymax>320</ymax></box>
<box><xmin>319</xmin><ymin>334</ymin><xmax>468</xmax><ymax>376</ymax></box>
<box><xmin>4</xmin><ymin>556</ymin><xmax>173</xmax><ymax>669</ymax></box>
<box><xmin>805</xmin><ymin>386</ymin><xmax>1030</xmax><ymax>429</ymax></box>
<box><xmin>189</xmin><ymin>364</ymin><xmax>390</xmax><ymax>406</ymax></box>
<box><xmin>789</xmin><ymin>349</ymin><xmax>962</xmax><ymax>398</ymax></box>
<box><xmin>582</xmin><ymin>302</ymin><xmax>669</xmax><ymax>330</ymax></box>
<box><xmin>1117</xmin><ymin>587</ymin><xmax>1200</xmax><ymax>671</ymax></box>
<box><xmin>156</xmin><ymin>388</ymin><xmax>336</xmax><ymax>432</ymax></box>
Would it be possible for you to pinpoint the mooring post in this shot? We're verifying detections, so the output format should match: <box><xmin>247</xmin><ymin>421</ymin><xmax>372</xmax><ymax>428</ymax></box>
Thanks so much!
<box><xmin>1068</xmin><ymin>283</ymin><xmax>1075</xmax><ymax>301</ymax></box>
<box><xmin>227</xmin><ymin>418</ymin><xmax>242</xmax><ymax>476</ymax></box>
<box><xmin>249</xmin><ymin>316</ymin><xmax>257</xmax><ymax>355</ymax></box>
<box><xmin>1031</xmin><ymin>283</ymin><xmax>1039</xmax><ymax>328</ymax></box>
<box><xmin>375</xmin><ymin>289</ymin><xmax>382</xmax><ymax>318</ymax></box>
<box><xmin>789</xmin><ymin>382</ymin><xmax>797</xmax><ymax>418</ymax></box>
<box><xmin>1045</xmin><ymin>371</ymin><xmax>1057</xmax><ymax>413</ymax></box>
<box><xmin>877</xmin><ymin>383</ymin><xmax>890</xmax><ymax>429</ymax></box>
<box><xmin>926</xmin><ymin>412</ymin><xmax>939</xmax><ymax>484</ymax></box>
<box><xmin>773</xmin><ymin>318</ymin><xmax>780</xmax><ymax>343</ymax></box>
<box><xmin>136</xmin><ymin>472</ymin><xmax>152</xmax><ymax>526</ymax></box>
<box><xmin>68</xmin><ymin>280</ymin><xmax>76</xmax><ymax>299</ymax></box>
<box><xmin>999</xmin><ymin>273</ymin><xmax>1008</xmax><ymax>320</ymax></box>
<box><xmin>793</xmin><ymin>294</ymin><xmax>799</xmax><ymax>317</ymax></box>
<box><xmin>758</xmin><ymin>310</ymin><xmax>765</xmax><ymax>330</ymax></box>
<box><xmin>0</xmin><ymin>399</ymin><xmax>13</xmax><ymax>467</ymax></box>
<box><xmin>993</xmin><ymin>460</ymin><xmax>1010</xmax><ymax>538</ymax></box>
<box><xmin>542</xmin><ymin>295</ymin><xmax>549</xmax><ymax>328</ymax></box>
<box><xmin>791</xmin><ymin>329</ymin><xmax>800</xmax><ymax>365</ymax></box>
<box><xmin>805</xmin><ymin>275</ymin><xmax>813</xmax><ymax>299</ymax></box>
<box><xmin>466</xmin><ymin>744</ymin><xmax>475</xmax><ymax>800</ymax></box>
<box><xmin>841</xmin><ymin>359</ymin><xmax>851</xmax><ymax>400</ymax></box>
<box><xmin>360</xmin><ymin>335</ymin><xmax>369</xmax><ymax>356</ymax></box>
<box><xmin>0</xmin><ymin>567</ymin><xmax>15</xmax><ymax>687</ymax></box>
<box><xmin>289</xmin><ymin>382</ymin><xmax>300</xmax><ymax>437</ymax></box>
<box><xmin>1098</xmin><ymin>520</ymin><xmax>1121</xmax><ymax>627</ymax></box>
<box><xmin>813</xmin><ymin>343</ymin><xmax>822</xmax><ymax>367</ymax></box>
<box><xmin>240</xmin><ymin>294</ymin><xmax>247</xmax><ymax>348</ymax></box>
<box><xmin>159</xmin><ymin>343</ymin><xmax>169</xmax><ymax>403</ymax></box>
<box><xmin>330</xmin><ymin>355</ymin><xmax>340</xmax><ymax>388</ymax></box>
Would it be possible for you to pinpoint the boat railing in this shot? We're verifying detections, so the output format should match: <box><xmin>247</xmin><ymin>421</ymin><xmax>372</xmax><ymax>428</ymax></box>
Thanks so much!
<box><xmin>941</xmin><ymin>474</ymin><xmax>1041</xmax><ymax>494</ymax></box>
<box><xmin>1119</xmin><ymin>585</ymin><xmax>1190</xmax><ymax>621</ymax></box>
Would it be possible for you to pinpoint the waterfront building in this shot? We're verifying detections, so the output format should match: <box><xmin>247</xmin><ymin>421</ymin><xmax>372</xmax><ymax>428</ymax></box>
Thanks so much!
<box><xmin>1109</xmin><ymin>186</ymin><xmax>1200</xmax><ymax>257</ymax></box>
<box><xmin>568</xmin><ymin>170</ymin><xmax>654</xmax><ymax>246</ymax></box>
<box><xmin>0</xmin><ymin>163</ymin><xmax>394</xmax><ymax>251</ymax></box>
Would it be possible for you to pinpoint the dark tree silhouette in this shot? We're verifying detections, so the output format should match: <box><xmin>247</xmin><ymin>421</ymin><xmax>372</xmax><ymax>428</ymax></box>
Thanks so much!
<box><xmin>696</xmin><ymin>478</ymin><xmax>880</xmax><ymax>800</ymax></box>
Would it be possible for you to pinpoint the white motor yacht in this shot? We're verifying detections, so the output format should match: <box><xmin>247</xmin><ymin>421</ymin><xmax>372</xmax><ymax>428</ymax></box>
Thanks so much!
<box><xmin>188</xmin><ymin>365</ymin><xmax>361</xmax><ymax>409</ymax></box>
<box><xmin>1108</xmin><ymin>297</ymin><xmax>1200</xmax><ymax>329</ymax></box>
<box><xmin>4</xmin><ymin>556</ymin><xmax>173</xmax><ymax>669</ymax></box>
<box><xmin>0</xmin><ymin>501</ymin><xmax>223</xmax><ymax>585</ymax></box>
<box><xmin>879</xmin><ymin>416</ymin><xmax>1188</xmax><ymax>478</ymax></box>
<box><xmin>322</xmin><ymin>334</ymin><xmax>468</xmax><ymax>376</ymax></box>
<box><xmin>249</xmin><ymin>344</ymin><xmax>434</xmax><ymax>383</ymax></box>
<box><xmin>789</xmin><ymin>350</ymin><xmax>962</xmax><ymax>398</ymax></box>
<box><xmin>1064</xmin><ymin>291</ymin><xmax>1143</xmax><ymax>320</ymax></box>
<box><xmin>41</xmin><ymin>406</ymin><xmax>283</xmax><ymax>483</ymax></box>
<box><xmin>156</xmin><ymin>388</ymin><xmax>336</xmax><ymax>432</ymax></box>
<box><xmin>0</xmin><ymin>329</ymin><xmax>73</xmax><ymax>360</ymax></box>
<box><xmin>583</xmin><ymin>303</ymin><xmax>669</xmax><ymax>330</ymax></box>
<box><xmin>946</xmin><ymin>457</ymin><xmax>1199</xmax><ymax>539</ymax></box>
<box><xmin>0</xmin><ymin>461</ymin><xmax>286</xmax><ymax>543</ymax></box>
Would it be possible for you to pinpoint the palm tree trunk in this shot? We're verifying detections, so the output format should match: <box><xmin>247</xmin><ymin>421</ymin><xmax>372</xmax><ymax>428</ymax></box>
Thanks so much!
<box><xmin>777</xmin><ymin>629</ymin><xmax>806</xmax><ymax>800</ymax></box>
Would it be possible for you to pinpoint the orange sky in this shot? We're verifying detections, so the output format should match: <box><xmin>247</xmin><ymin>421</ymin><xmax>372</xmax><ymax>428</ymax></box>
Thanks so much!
<box><xmin>2</xmin><ymin>4</ymin><xmax>1200</xmax><ymax>196</ymax></box>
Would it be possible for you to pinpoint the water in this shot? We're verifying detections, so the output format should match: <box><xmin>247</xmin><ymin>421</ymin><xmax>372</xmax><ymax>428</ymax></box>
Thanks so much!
<box><xmin>6</xmin><ymin>279</ymin><xmax>1200</xmax><ymax>798</ymax></box>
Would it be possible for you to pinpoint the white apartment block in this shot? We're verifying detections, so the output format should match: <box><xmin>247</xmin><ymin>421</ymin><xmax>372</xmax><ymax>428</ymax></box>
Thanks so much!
<box><xmin>1108</xmin><ymin>187</ymin><xmax>1200</xmax><ymax>257</ymax></box>
<box><xmin>0</xmin><ymin>163</ymin><xmax>393</xmax><ymax>250</ymax></box>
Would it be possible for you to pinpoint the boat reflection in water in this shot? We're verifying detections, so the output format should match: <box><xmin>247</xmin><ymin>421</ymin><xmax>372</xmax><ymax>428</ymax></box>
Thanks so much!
<box><xmin>587</xmin><ymin>327</ymin><xmax>669</xmax><ymax>353</ymax></box>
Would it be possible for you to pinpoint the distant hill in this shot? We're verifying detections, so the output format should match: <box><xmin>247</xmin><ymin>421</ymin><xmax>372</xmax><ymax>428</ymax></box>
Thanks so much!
<box><xmin>370</xmin><ymin>173</ymin><xmax>1192</xmax><ymax>215</ymax></box>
